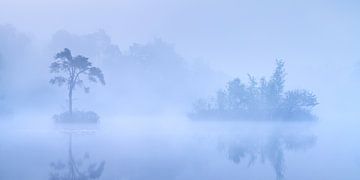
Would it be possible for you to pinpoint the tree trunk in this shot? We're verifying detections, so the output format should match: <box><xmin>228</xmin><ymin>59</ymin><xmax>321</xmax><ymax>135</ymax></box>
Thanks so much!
<box><xmin>69</xmin><ymin>87</ymin><xmax>73</xmax><ymax>114</ymax></box>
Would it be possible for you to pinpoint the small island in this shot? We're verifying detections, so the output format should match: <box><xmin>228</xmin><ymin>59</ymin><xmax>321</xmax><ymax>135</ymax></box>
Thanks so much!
<box><xmin>190</xmin><ymin>60</ymin><xmax>318</xmax><ymax>121</ymax></box>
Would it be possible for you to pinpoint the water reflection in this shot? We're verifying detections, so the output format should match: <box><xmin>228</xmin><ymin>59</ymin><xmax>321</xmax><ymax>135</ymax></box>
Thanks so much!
<box><xmin>220</xmin><ymin>123</ymin><xmax>316</xmax><ymax>180</ymax></box>
<box><xmin>0</xmin><ymin>116</ymin><xmax>322</xmax><ymax>179</ymax></box>
<box><xmin>50</xmin><ymin>131</ymin><xmax>105</xmax><ymax>180</ymax></box>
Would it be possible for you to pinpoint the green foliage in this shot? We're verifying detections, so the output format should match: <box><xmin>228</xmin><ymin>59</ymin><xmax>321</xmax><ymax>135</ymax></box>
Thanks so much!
<box><xmin>191</xmin><ymin>60</ymin><xmax>318</xmax><ymax>121</ymax></box>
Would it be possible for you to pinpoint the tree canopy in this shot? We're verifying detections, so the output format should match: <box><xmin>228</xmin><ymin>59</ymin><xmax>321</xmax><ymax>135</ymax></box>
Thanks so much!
<box><xmin>50</xmin><ymin>48</ymin><xmax>105</xmax><ymax>114</ymax></box>
<box><xmin>191</xmin><ymin>60</ymin><xmax>318</xmax><ymax>121</ymax></box>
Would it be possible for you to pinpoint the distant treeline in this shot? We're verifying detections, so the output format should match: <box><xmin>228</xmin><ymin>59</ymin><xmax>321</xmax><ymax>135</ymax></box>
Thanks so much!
<box><xmin>190</xmin><ymin>60</ymin><xmax>318</xmax><ymax>121</ymax></box>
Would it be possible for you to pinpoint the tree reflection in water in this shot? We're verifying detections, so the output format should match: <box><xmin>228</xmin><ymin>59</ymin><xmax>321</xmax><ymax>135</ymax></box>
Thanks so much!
<box><xmin>49</xmin><ymin>133</ymin><xmax>105</xmax><ymax>180</ymax></box>
<box><xmin>222</xmin><ymin>126</ymin><xmax>316</xmax><ymax>180</ymax></box>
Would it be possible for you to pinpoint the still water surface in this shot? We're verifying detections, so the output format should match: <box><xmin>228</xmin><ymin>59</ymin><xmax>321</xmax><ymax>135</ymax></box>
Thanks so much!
<box><xmin>0</xmin><ymin>115</ymin><xmax>359</xmax><ymax>180</ymax></box>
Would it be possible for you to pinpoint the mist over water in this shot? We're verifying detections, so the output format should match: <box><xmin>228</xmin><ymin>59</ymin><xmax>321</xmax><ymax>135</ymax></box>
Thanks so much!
<box><xmin>1</xmin><ymin>0</ymin><xmax>360</xmax><ymax>179</ymax></box>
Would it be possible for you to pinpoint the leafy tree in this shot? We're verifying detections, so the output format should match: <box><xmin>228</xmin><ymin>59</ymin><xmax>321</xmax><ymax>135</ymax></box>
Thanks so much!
<box><xmin>191</xmin><ymin>60</ymin><xmax>318</xmax><ymax>120</ymax></box>
<box><xmin>227</xmin><ymin>78</ymin><xmax>246</xmax><ymax>110</ymax></box>
<box><xmin>280</xmin><ymin>90</ymin><xmax>318</xmax><ymax>118</ymax></box>
<box><xmin>268</xmin><ymin>60</ymin><xmax>286</xmax><ymax>100</ymax></box>
<box><xmin>193</xmin><ymin>98</ymin><xmax>212</xmax><ymax>114</ymax></box>
<box><xmin>50</xmin><ymin>48</ymin><xmax>105</xmax><ymax>114</ymax></box>
<box><xmin>262</xmin><ymin>60</ymin><xmax>286</xmax><ymax>117</ymax></box>
<box><xmin>215</xmin><ymin>90</ymin><xmax>227</xmax><ymax>111</ymax></box>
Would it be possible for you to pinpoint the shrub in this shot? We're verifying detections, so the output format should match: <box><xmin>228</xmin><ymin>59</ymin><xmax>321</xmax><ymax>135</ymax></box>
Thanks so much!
<box><xmin>53</xmin><ymin>111</ymin><xmax>99</xmax><ymax>123</ymax></box>
<box><xmin>190</xmin><ymin>60</ymin><xmax>318</xmax><ymax>121</ymax></box>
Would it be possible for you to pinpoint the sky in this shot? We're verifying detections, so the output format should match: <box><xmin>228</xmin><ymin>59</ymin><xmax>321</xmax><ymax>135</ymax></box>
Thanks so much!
<box><xmin>1</xmin><ymin>0</ymin><xmax>359</xmax><ymax>77</ymax></box>
<box><xmin>1</xmin><ymin>1</ymin><xmax>360</xmax><ymax>179</ymax></box>
<box><xmin>1</xmin><ymin>0</ymin><xmax>360</xmax><ymax>115</ymax></box>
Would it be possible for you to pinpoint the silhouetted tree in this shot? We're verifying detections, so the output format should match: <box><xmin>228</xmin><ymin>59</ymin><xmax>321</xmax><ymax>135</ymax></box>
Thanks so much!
<box><xmin>264</xmin><ymin>60</ymin><xmax>286</xmax><ymax>118</ymax></box>
<box><xmin>279</xmin><ymin>90</ymin><xmax>318</xmax><ymax>118</ymax></box>
<box><xmin>50</xmin><ymin>48</ymin><xmax>105</xmax><ymax>114</ymax></box>
<box><xmin>191</xmin><ymin>60</ymin><xmax>318</xmax><ymax>120</ymax></box>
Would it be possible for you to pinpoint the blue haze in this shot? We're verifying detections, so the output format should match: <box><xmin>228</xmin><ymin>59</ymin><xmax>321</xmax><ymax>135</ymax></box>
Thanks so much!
<box><xmin>0</xmin><ymin>0</ymin><xmax>360</xmax><ymax>179</ymax></box>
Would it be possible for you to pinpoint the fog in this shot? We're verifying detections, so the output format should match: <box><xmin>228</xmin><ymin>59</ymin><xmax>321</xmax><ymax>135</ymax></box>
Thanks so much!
<box><xmin>1</xmin><ymin>0</ymin><xmax>360</xmax><ymax>179</ymax></box>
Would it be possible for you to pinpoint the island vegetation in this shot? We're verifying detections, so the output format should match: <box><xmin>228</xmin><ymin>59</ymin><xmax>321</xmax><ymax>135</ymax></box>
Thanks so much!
<box><xmin>50</xmin><ymin>48</ymin><xmax>105</xmax><ymax>123</ymax></box>
<box><xmin>190</xmin><ymin>60</ymin><xmax>318</xmax><ymax>121</ymax></box>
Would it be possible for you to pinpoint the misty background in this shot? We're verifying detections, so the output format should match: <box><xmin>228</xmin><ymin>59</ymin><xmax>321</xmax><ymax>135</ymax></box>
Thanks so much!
<box><xmin>1</xmin><ymin>0</ymin><xmax>360</xmax><ymax>179</ymax></box>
